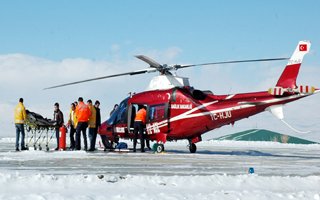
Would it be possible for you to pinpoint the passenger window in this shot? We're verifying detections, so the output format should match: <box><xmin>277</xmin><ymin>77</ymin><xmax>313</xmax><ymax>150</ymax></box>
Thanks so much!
<box><xmin>149</xmin><ymin>104</ymin><xmax>167</xmax><ymax>122</ymax></box>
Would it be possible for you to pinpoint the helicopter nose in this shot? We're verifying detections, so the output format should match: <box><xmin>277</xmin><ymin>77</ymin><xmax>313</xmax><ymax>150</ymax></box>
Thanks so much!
<box><xmin>98</xmin><ymin>121</ymin><xmax>108</xmax><ymax>135</ymax></box>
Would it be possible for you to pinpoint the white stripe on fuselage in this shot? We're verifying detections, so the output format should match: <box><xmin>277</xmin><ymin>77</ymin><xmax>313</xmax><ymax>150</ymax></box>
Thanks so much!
<box><xmin>148</xmin><ymin>93</ymin><xmax>309</xmax><ymax>130</ymax></box>
<box><xmin>171</xmin><ymin>93</ymin><xmax>306</xmax><ymax>123</ymax></box>
<box><xmin>225</xmin><ymin>94</ymin><xmax>235</xmax><ymax>100</ymax></box>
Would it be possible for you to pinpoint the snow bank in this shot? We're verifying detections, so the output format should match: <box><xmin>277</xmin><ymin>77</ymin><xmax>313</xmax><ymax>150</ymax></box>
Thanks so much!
<box><xmin>0</xmin><ymin>173</ymin><xmax>319</xmax><ymax>200</ymax></box>
<box><xmin>0</xmin><ymin>137</ymin><xmax>320</xmax><ymax>199</ymax></box>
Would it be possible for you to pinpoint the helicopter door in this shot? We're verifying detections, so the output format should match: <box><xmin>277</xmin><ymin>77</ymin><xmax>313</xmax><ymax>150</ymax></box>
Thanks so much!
<box><xmin>127</xmin><ymin>104</ymin><xmax>138</xmax><ymax>133</ymax></box>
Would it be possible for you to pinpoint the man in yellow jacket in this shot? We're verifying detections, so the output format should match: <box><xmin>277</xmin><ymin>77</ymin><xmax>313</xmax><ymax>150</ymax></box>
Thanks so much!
<box><xmin>67</xmin><ymin>103</ymin><xmax>78</xmax><ymax>150</ymax></box>
<box><xmin>14</xmin><ymin>98</ymin><xmax>27</xmax><ymax>151</ymax></box>
<box><xmin>87</xmin><ymin>99</ymin><xmax>97</xmax><ymax>151</ymax></box>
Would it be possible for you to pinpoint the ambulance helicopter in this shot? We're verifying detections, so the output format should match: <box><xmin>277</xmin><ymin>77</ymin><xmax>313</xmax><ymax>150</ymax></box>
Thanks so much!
<box><xmin>46</xmin><ymin>41</ymin><xmax>318</xmax><ymax>153</ymax></box>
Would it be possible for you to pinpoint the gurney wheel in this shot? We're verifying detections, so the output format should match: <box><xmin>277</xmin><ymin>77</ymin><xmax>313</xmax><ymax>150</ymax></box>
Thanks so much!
<box><xmin>39</xmin><ymin>146</ymin><xmax>42</xmax><ymax>151</ymax></box>
<box><xmin>46</xmin><ymin>147</ymin><xmax>49</xmax><ymax>151</ymax></box>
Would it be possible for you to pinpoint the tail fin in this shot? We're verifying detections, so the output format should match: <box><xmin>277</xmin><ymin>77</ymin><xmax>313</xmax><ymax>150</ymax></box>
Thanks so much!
<box><xmin>276</xmin><ymin>41</ymin><xmax>311</xmax><ymax>88</ymax></box>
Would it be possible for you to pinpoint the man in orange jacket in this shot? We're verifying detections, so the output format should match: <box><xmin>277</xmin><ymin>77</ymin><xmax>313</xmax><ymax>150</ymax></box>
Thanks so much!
<box><xmin>75</xmin><ymin>97</ymin><xmax>91</xmax><ymax>151</ymax></box>
<box><xmin>133</xmin><ymin>105</ymin><xmax>147</xmax><ymax>152</ymax></box>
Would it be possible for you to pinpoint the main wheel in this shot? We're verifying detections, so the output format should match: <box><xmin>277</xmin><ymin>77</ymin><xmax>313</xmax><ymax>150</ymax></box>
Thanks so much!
<box><xmin>189</xmin><ymin>143</ymin><xmax>197</xmax><ymax>153</ymax></box>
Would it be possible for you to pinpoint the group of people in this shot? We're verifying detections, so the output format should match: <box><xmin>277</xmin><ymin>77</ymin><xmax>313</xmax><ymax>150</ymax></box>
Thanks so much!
<box><xmin>14</xmin><ymin>97</ymin><xmax>103</xmax><ymax>151</ymax></box>
<box><xmin>53</xmin><ymin>97</ymin><xmax>103</xmax><ymax>151</ymax></box>
<box><xmin>14</xmin><ymin>97</ymin><xmax>152</xmax><ymax>152</ymax></box>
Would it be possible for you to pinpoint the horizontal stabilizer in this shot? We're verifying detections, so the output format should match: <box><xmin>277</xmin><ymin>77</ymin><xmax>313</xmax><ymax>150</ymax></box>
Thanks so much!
<box><xmin>268</xmin><ymin>85</ymin><xmax>316</xmax><ymax>96</ymax></box>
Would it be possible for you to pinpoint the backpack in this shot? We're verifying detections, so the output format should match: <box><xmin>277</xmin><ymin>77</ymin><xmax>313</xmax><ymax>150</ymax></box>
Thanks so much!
<box><xmin>115</xmin><ymin>142</ymin><xmax>128</xmax><ymax>149</ymax></box>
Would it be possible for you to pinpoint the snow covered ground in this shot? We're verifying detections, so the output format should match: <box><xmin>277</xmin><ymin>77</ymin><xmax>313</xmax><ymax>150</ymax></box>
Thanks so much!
<box><xmin>0</xmin><ymin>138</ymin><xmax>320</xmax><ymax>200</ymax></box>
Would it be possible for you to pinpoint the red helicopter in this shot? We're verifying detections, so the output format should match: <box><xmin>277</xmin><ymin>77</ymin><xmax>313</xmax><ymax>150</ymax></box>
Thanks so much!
<box><xmin>46</xmin><ymin>41</ymin><xmax>318</xmax><ymax>153</ymax></box>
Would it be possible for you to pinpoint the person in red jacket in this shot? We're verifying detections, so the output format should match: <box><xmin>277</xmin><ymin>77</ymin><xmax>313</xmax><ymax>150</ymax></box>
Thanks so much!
<box><xmin>75</xmin><ymin>97</ymin><xmax>91</xmax><ymax>151</ymax></box>
<box><xmin>133</xmin><ymin>105</ymin><xmax>147</xmax><ymax>152</ymax></box>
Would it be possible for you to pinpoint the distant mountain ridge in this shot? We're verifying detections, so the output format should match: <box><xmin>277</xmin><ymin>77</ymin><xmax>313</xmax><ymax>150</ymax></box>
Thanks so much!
<box><xmin>215</xmin><ymin>129</ymin><xmax>317</xmax><ymax>144</ymax></box>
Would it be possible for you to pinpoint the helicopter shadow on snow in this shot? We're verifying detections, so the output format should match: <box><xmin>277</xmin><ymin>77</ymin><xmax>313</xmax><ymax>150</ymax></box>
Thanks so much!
<box><xmin>165</xmin><ymin>149</ymin><xmax>320</xmax><ymax>160</ymax></box>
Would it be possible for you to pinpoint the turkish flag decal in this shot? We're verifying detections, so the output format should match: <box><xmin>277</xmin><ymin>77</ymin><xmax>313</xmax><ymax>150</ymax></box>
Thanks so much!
<box><xmin>299</xmin><ymin>44</ymin><xmax>307</xmax><ymax>51</ymax></box>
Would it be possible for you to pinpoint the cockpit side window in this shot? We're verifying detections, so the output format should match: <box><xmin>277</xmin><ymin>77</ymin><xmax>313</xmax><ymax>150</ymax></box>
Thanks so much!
<box><xmin>116</xmin><ymin>103</ymin><xmax>127</xmax><ymax>123</ymax></box>
<box><xmin>107</xmin><ymin>97</ymin><xmax>129</xmax><ymax>125</ymax></box>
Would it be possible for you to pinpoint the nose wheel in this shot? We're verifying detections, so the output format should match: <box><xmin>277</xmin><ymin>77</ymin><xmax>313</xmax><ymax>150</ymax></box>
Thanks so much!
<box><xmin>189</xmin><ymin>143</ymin><xmax>197</xmax><ymax>153</ymax></box>
<box><xmin>153</xmin><ymin>143</ymin><xmax>165</xmax><ymax>153</ymax></box>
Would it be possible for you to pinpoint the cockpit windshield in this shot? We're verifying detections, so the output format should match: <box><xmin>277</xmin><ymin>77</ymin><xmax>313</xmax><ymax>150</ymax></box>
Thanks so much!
<box><xmin>107</xmin><ymin>97</ymin><xmax>129</xmax><ymax>125</ymax></box>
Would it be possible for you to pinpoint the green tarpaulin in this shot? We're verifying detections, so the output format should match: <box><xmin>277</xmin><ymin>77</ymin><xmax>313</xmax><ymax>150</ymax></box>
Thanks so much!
<box><xmin>215</xmin><ymin>129</ymin><xmax>317</xmax><ymax>144</ymax></box>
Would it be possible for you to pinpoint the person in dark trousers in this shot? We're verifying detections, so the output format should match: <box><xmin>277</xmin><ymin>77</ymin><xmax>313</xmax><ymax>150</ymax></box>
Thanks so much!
<box><xmin>133</xmin><ymin>105</ymin><xmax>147</xmax><ymax>152</ymax></box>
<box><xmin>95</xmin><ymin>101</ymin><xmax>101</xmax><ymax>130</ymax></box>
<box><xmin>67</xmin><ymin>103</ymin><xmax>77</xmax><ymax>150</ymax></box>
<box><xmin>95</xmin><ymin>100</ymin><xmax>107</xmax><ymax>150</ymax></box>
<box><xmin>14</xmin><ymin>98</ymin><xmax>27</xmax><ymax>151</ymax></box>
<box><xmin>75</xmin><ymin>97</ymin><xmax>91</xmax><ymax>151</ymax></box>
<box><xmin>53</xmin><ymin>102</ymin><xmax>64</xmax><ymax>150</ymax></box>
<box><xmin>145</xmin><ymin>137</ymin><xmax>152</xmax><ymax>150</ymax></box>
<box><xmin>87</xmin><ymin>99</ymin><xmax>97</xmax><ymax>151</ymax></box>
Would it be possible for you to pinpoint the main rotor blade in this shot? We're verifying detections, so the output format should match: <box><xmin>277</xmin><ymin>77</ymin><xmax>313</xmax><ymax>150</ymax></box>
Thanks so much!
<box><xmin>135</xmin><ymin>55</ymin><xmax>162</xmax><ymax>68</ymax></box>
<box><xmin>175</xmin><ymin>57</ymin><xmax>289</xmax><ymax>69</ymax></box>
<box><xmin>43</xmin><ymin>68</ymin><xmax>157</xmax><ymax>90</ymax></box>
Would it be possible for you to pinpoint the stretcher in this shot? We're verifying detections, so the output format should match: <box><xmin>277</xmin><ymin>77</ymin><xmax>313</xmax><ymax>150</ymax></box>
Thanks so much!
<box><xmin>24</xmin><ymin>110</ymin><xmax>56</xmax><ymax>151</ymax></box>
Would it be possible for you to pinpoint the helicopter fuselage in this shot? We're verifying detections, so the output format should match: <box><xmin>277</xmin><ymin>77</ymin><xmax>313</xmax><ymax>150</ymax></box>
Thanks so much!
<box><xmin>98</xmin><ymin>86</ymin><xmax>311</xmax><ymax>147</ymax></box>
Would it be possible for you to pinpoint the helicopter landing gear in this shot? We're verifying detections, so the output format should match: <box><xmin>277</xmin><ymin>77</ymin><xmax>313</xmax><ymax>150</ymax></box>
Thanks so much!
<box><xmin>153</xmin><ymin>133</ymin><xmax>167</xmax><ymax>153</ymax></box>
<box><xmin>189</xmin><ymin>143</ymin><xmax>197</xmax><ymax>153</ymax></box>
<box><xmin>188</xmin><ymin>136</ymin><xmax>201</xmax><ymax>153</ymax></box>
<box><xmin>153</xmin><ymin>143</ymin><xmax>165</xmax><ymax>153</ymax></box>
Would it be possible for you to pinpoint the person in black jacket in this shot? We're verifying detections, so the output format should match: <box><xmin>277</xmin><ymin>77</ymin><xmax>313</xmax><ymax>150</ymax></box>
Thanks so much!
<box><xmin>95</xmin><ymin>100</ymin><xmax>101</xmax><ymax>128</ymax></box>
<box><xmin>53</xmin><ymin>102</ymin><xmax>64</xmax><ymax>150</ymax></box>
<box><xmin>95</xmin><ymin>100</ymin><xmax>108</xmax><ymax>150</ymax></box>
